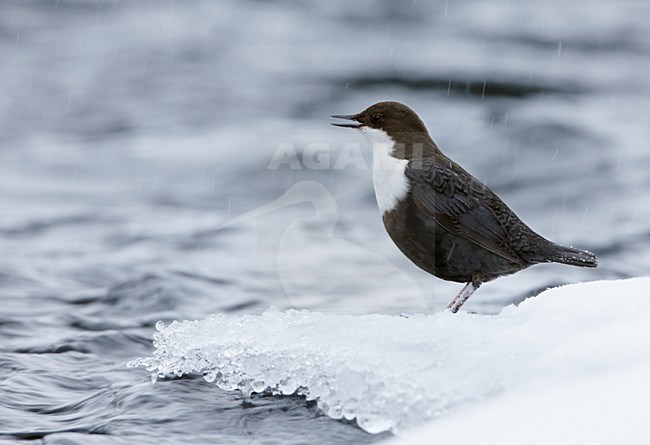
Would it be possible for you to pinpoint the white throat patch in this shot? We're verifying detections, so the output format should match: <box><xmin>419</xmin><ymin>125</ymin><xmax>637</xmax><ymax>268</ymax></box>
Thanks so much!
<box><xmin>359</xmin><ymin>127</ymin><xmax>410</xmax><ymax>214</ymax></box>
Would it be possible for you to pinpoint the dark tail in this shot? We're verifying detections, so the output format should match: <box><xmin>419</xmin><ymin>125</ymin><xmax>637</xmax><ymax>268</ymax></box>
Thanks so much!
<box><xmin>546</xmin><ymin>244</ymin><xmax>598</xmax><ymax>268</ymax></box>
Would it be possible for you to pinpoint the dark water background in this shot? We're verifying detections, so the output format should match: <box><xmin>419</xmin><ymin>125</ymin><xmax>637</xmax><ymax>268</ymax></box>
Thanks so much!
<box><xmin>1</xmin><ymin>0</ymin><xmax>649</xmax><ymax>443</ymax></box>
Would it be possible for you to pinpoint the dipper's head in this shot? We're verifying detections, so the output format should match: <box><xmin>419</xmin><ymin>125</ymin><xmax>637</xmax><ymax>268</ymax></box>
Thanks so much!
<box><xmin>331</xmin><ymin>101</ymin><xmax>437</xmax><ymax>159</ymax></box>
<box><xmin>331</xmin><ymin>101</ymin><xmax>428</xmax><ymax>135</ymax></box>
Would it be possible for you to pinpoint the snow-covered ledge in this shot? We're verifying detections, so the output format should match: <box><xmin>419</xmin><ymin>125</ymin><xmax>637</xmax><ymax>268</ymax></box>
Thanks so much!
<box><xmin>387</xmin><ymin>277</ymin><xmax>650</xmax><ymax>444</ymax></box>
<box><xmin>130</xmin><ymin>278</ymin><xmax>650</xmax><ymax>438</ymax></box>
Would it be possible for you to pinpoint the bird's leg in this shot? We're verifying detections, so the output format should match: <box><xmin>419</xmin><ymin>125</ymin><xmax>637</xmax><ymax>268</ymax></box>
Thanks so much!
<box><xmin>446</xmin><ymin>277</ymin><xmax>483</xmax><ymax>313</ymax></box>
<box><xmin>446</xmin><ymin>283</ymin><xmax>473</xmax><ymax>313</ymax></box>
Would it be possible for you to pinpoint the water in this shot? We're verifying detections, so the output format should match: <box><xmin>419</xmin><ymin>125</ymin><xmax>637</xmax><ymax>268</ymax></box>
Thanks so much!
<box><xmin>1</xmin><ymin>0</ymin><xmax>649</xmax><ymax>443</ymax></box>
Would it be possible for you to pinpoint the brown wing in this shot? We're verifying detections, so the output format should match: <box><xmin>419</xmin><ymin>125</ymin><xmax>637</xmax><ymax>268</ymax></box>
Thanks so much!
<box><xmin>406</xmin><ymin>159</ymin><xmax>526</xmax><ymax>266</ymax></box>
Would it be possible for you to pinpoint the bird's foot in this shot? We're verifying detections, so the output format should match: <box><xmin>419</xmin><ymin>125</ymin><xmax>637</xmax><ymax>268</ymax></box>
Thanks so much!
<box><xmin>446</xmin><ymin>278</ymin><xmax>482</xmax><ymax>313</ymax></box>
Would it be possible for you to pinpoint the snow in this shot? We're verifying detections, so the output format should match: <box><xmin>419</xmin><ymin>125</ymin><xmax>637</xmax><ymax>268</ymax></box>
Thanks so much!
<box><xmin>129</xmin><ymin>278</ymin><xmax>650</xmax><ymax>438</ymax></box>
<box><xmin>387</xmin><ymin>363</ymin><xmax>650</xmax><ymax>445</ymax></box>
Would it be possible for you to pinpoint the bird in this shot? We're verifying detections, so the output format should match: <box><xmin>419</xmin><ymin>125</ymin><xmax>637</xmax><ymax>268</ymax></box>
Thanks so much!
<box><xmin>331</xmin><ymin>101</ymin><xmax>597</xmax><ymax>312</ymax></box>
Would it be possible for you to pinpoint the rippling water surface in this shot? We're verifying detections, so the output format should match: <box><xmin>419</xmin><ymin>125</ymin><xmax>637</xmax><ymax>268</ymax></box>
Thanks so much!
<box><xmin>1</xmin><ymin>1</ymin><xmax>649</xmax><ymax>443</ymax></box>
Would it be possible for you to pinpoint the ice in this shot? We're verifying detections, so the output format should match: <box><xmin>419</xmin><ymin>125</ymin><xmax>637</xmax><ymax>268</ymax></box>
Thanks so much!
<box><xmin>129</xmin><ymin>278</ymin><xmax>650</xmax><ymax>435</ymax></box>
<box><xmin>388</xmin><ymin>364</ymin><xmax>650</xmax><ymax>445</ymax></box>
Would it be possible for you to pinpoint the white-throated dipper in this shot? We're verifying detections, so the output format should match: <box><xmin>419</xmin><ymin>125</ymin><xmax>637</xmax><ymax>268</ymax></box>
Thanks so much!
<box><xmin>331</xmin><ymin>101</ymin><xmax>597</xmax><ymax>312</ymax></box>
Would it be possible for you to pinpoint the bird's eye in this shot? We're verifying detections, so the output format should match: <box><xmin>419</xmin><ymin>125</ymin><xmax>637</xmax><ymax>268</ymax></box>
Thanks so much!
<box><xmin>371</xmin><ymin>113</ymin><xmax>383</xmax><ymax>124</ymax></box>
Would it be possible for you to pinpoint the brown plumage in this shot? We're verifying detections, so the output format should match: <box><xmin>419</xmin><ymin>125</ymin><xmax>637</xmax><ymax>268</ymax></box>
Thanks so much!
<box><xmin>332</xmin><ymin>101</ymin><xmax>597</xmax><ymax>312</ymax></box>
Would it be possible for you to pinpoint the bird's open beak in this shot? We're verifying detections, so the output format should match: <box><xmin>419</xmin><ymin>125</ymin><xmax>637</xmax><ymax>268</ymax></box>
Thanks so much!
<box><xmin>330</xmin><ymin>114</ymin><xmax>361</xmax><ymax>128</ymax></box>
